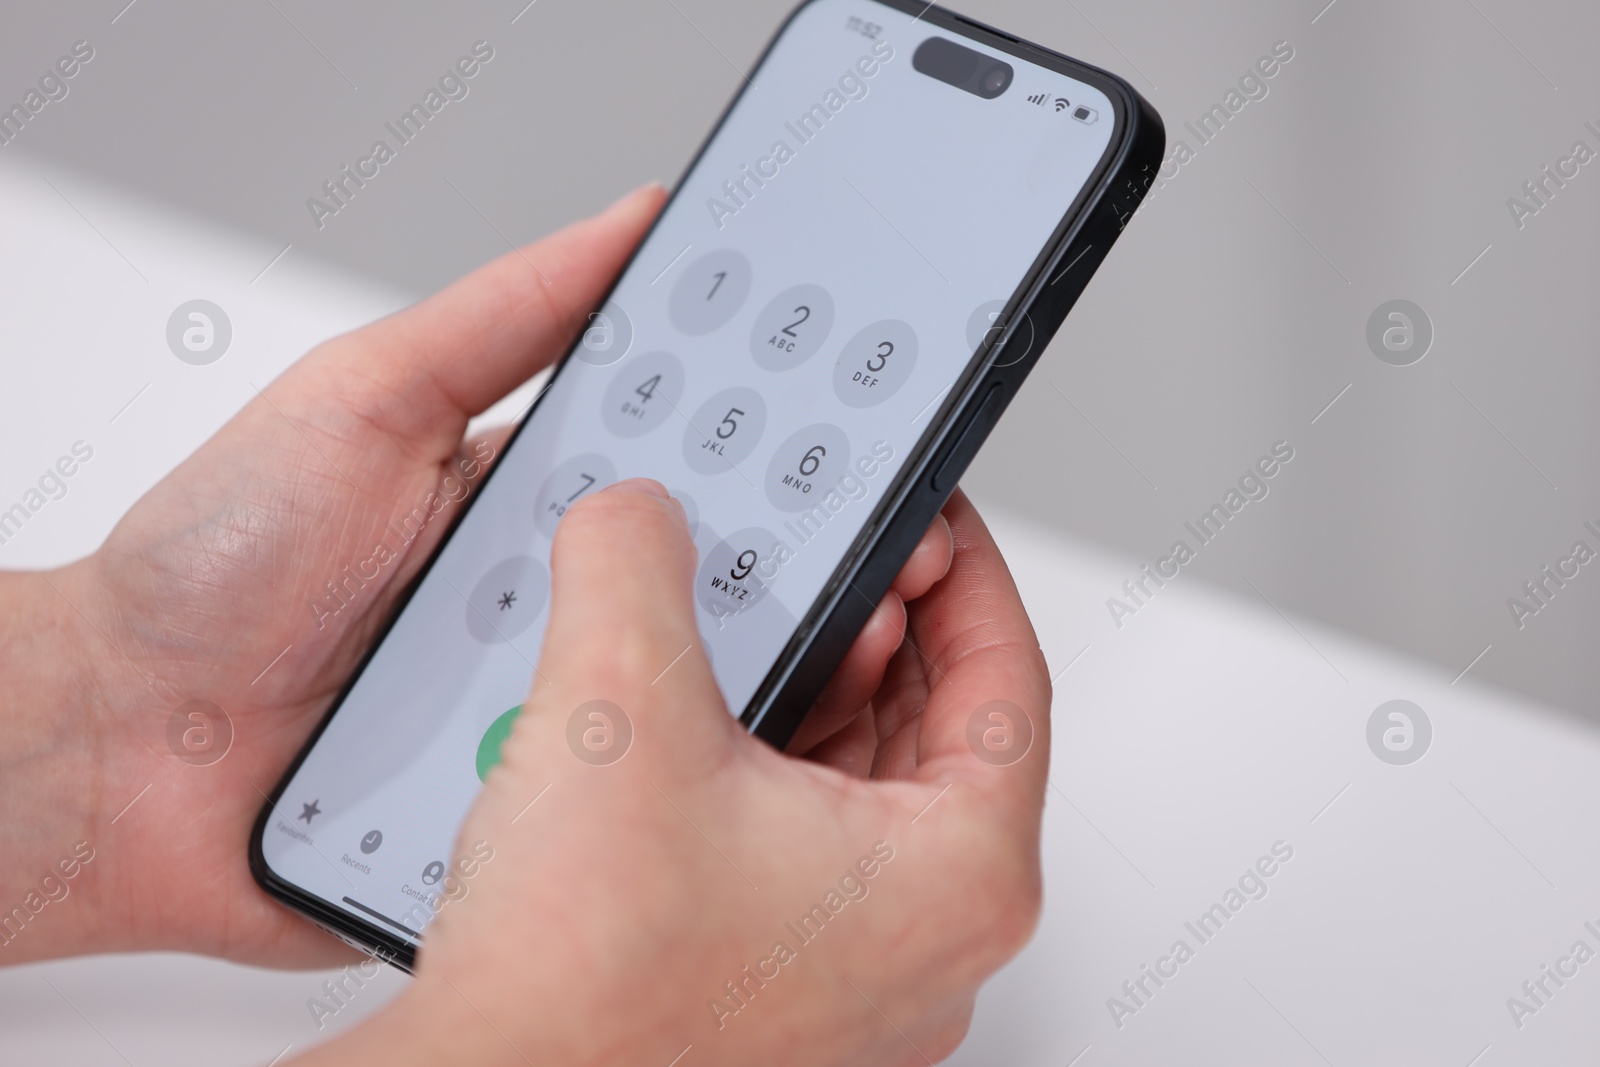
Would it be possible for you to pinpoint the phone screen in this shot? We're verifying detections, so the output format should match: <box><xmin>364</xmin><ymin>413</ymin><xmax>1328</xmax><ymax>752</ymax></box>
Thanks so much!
<box><xmin>260</xmin><ymin>0</ymin><xmax>1117</xmax><ymax>946</ymax></box>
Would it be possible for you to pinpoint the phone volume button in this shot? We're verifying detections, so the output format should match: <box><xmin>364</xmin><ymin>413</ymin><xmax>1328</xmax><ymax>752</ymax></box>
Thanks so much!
<box><xmin>931</xmin><ymin>384</ymin><xmax>1006</xmax><ymax>494</ymax></box>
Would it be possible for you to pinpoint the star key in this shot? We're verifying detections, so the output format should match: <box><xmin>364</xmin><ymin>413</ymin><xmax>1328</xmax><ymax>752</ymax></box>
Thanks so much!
<box><xmin>497</xmin><ymin>590</ymin><xmax>517</xmax><ymax>611</ymax></box>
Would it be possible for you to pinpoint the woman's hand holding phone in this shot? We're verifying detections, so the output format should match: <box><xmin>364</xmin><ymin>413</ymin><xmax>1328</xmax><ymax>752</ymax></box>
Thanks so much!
<box><xmin>0</xmin><ymin>187</ymin><xmax>1050</xmax><ymax>1065</ymax></box>
<box><xmin>0</xmin><ymin>186</ymin><xmax>667</xmax><ymax>968</ymax></box>
<box><xmin>296</xmin><ymin>478</ymin><xmax>1051</xmax><ymax>1067</ymax></box>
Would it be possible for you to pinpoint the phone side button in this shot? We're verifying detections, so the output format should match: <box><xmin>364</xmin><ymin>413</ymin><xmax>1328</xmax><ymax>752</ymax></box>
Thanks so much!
<box><xmin>931</xmin><ymin>383</ymin><xmax>1007</xmax><ymax>494</ymax></box>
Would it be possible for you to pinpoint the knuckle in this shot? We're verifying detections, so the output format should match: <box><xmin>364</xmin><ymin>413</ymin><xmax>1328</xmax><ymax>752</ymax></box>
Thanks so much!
<box><xmin>921</xmin><ymin>1009</ymin><xmax>975</xmax><ymax>1063</ymax></box>
<box><xmin>951</xmin><ymin>834</ymin><xmax>1042</xmax><ymax>971</ymax></box>
<box><xmin>984</xmin><ymin>861</ymin><xmax>1043</xmax><ymax>962</ymax></box>
<box><xmin>928</xmin><ymin>827</ymin><xmax>1042</xmax><ymax>982</ymax></box>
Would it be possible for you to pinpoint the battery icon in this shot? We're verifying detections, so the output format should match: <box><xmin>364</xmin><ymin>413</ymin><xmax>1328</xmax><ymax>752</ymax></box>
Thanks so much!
<box><xmin>1072</xmin><ymin>105</ymin><xmax>1098</xmax><ymax>124</ymax></box>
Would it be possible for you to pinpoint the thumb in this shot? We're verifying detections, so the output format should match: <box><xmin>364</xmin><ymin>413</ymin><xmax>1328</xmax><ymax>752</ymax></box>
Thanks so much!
<box><xmin>289</xmin><ymin>183</ymin><xmax>666</xmax><ymax>460</ymax></box>
<box><xmin>525</xmin><ymin>479</ymin><xmax>734</xmax><ymax>770</ymax></box>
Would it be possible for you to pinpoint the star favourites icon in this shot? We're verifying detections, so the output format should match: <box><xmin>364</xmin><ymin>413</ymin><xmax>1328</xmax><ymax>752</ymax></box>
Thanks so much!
<box><xmin>299</xmin><ymin>800</ymin><xmax>322</xmax><ymax>824</ymax></box>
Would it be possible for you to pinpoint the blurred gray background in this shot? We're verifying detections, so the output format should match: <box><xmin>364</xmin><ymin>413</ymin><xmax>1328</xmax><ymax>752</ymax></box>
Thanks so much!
<box><xmin>5</xmin><ymin>0</ymin><xmax>1593</xmax><ymax>718</ymax></box>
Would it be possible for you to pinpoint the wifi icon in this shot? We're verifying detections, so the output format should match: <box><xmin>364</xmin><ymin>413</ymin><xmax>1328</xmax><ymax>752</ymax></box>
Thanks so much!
<box><xmin>1053</xmin><ymin>97</ymin><xmax>1070</xmax><ymax>112</ymax></box>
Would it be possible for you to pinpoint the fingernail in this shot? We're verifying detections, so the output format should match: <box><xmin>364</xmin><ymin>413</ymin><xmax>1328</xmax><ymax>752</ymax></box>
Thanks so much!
<box><xmin>609</xmin><ymin>182</ymin><xmax>665</xmax><ymax>213</ymax></box>
<box><xmin>609</xmin><ymin>477</ymin><xmax>669</xmax><ymax>500</ymax></box>
<box><xmin>606</xmin><ymin>478</ymin><xmax>688</xmax><ymax>528</ymax></box>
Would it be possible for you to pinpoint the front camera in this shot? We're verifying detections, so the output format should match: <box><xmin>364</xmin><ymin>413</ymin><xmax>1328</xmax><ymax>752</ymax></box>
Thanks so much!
<box><xmin>913</xmin><ymin>37</ymin><xmax>1015</xmax><ymax>100</ymax></box>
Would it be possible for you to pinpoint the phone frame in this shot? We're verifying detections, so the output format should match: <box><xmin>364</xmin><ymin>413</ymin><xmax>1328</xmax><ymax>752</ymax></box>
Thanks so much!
<box><xmin>251</xmin><ymin>0</ymin><xmax>1164</xmax><ymax>973</ymax></box>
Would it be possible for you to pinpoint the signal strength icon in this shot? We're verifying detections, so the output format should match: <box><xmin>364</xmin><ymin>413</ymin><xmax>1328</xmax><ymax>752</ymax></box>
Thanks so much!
<box><xmin>1026</xmin><ymin>92</ymin><xmax>1047</xmax><ymax>106</ymax></box>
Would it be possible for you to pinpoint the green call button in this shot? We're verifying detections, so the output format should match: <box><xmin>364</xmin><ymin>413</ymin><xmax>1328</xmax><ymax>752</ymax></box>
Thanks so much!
<box><xmin>475</xmin><ymin>705</ymin><xmax>523</xmax><ymax>782</ymax></box>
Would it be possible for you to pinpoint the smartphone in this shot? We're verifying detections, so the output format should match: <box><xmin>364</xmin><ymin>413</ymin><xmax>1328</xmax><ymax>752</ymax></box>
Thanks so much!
<box><xmin>253</xmin><ymin>0</ymin><xmax>1163</xmax><ymax>970</ymax></box>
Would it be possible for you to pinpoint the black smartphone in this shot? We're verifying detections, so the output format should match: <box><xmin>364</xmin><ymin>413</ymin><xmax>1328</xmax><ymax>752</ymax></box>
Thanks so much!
<box><xmin>252</xmin><ymin>0</ymin><xmax>1163</xmax><ymax>970</ymax></box>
